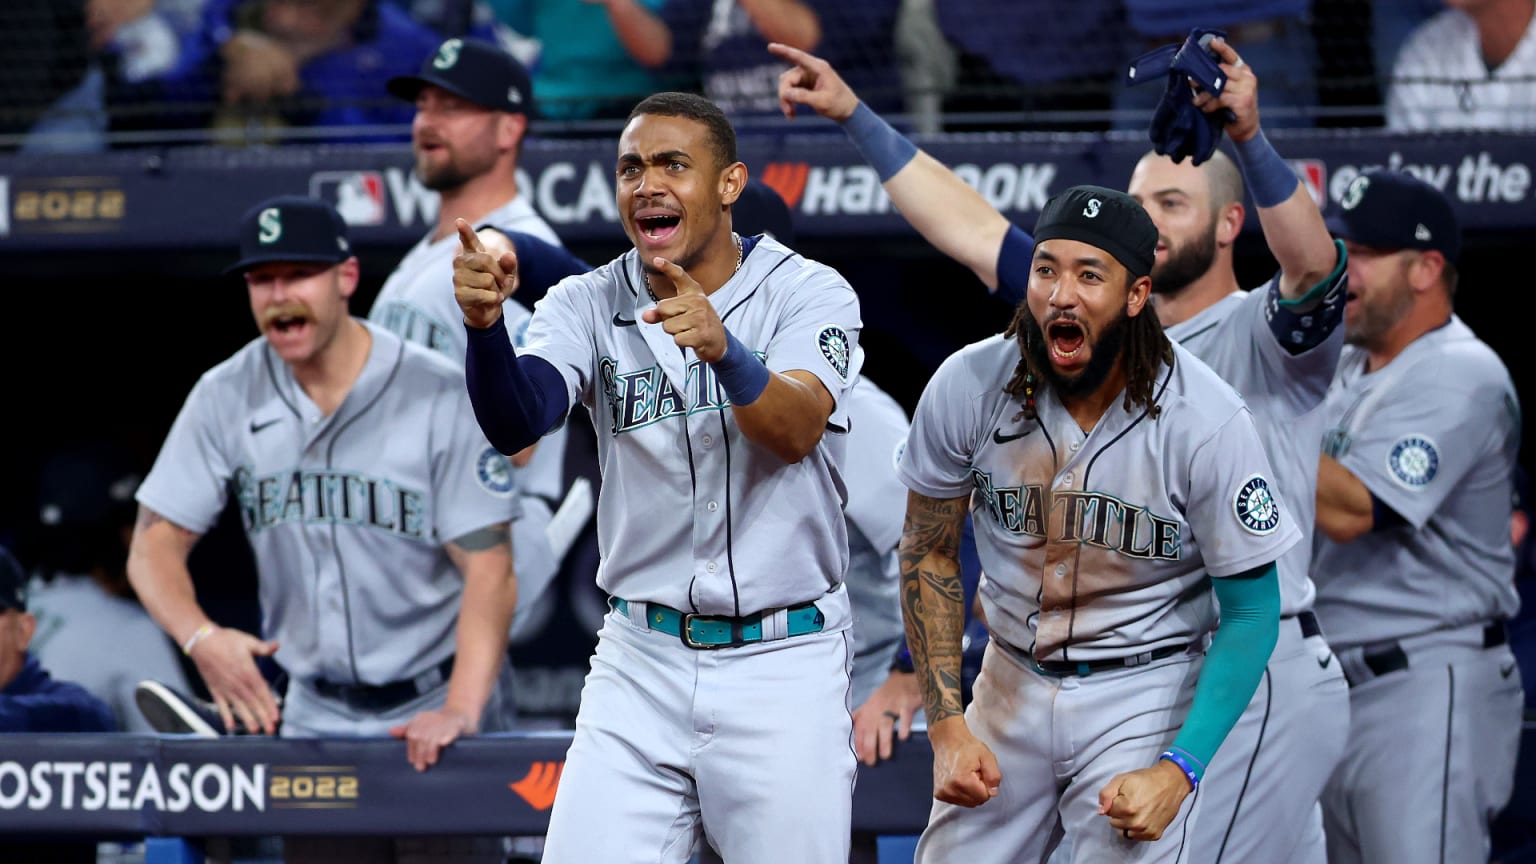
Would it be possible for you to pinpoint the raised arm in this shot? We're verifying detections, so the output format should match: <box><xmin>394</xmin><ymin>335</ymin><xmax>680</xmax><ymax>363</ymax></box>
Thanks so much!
<box><xmin>771</xmin><ymin>42</ymin><xmax>1014</xmax><ymax>290</ymax></box>
<box><xmin>1197</xmin><ymin>37</ymin><xmax>1339</xmax><ymax>299</ymax></box>
<box><xmin>127</xmin><ymin>506</ymin><xmax>281</xmax><ymax>734</ymax></box>
<box><xmin>392</xmin><ymin>524</ymin><xmax>517</xmax><ymax>771</ymax></box>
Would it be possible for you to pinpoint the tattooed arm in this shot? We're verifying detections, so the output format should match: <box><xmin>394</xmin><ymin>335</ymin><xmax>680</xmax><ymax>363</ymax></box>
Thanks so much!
<box><xmin>900</xmin><ymin>491</ymin><xmax>1002</xmax><ymax>807</ymax></box>
<box><xmin>126</xmin><ymin>506</ymin><xmax>282</xmax><ymax>734</ymax></box>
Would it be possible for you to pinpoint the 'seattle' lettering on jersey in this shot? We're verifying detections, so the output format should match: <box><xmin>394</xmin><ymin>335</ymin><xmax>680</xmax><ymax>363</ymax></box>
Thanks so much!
<box><xmin>898</xmin><ymin>335</ymin><xmax>1299</xmax><ymax>662</ymax></box>
<box><xmin>135</xmin><ymin>324</ymin><xmax>518</xmax><ymax>687</ymax></box>
<box><xmin>519</xmin><ymin>236</ymin><xmax>863</xmax><ymax>618</ymax></box>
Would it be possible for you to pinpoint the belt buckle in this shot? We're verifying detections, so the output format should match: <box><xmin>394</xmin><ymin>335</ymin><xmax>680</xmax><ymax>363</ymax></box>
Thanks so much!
<box><xmin>681</xmin><ymin>613</ymin><xmax>726</xmax><ymax>650</ymax></box>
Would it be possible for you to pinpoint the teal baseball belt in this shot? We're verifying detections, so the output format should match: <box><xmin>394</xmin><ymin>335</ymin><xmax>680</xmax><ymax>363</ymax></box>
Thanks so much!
<box><xmin>609</xmin><ymin>597</ymin><xmax>825</xmax><ymax>650</ymax></box>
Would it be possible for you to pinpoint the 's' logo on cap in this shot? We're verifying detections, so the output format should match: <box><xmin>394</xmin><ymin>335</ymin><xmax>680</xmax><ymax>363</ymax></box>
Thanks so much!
<box><xmin>433</xmin><ymin>38</ymin><xmax>462</xmax><ymax>70</ymax></box>
<box><xmin>1341</xmin><ymin>175</ymin><xmax>1369</xmax><ymax>211</ymax></box>
<box><xmin>508</xmin><ymin>87</ymin><xmax>522</xmax><ymax>105</ymax></box>
<box><xmin>1083</xmin><ymin>198</ymin><xmax>1102</xmax><ymax>218</ymax></box>
<box><xmin>258</xmin><ymin>208</ymin><xmax>282</xmax><ymax>244</ymax></box>
<box><xmin>1414</xmin><ymin>224</ymin><xmax>1431</xmax><ymax>241</ymax></box>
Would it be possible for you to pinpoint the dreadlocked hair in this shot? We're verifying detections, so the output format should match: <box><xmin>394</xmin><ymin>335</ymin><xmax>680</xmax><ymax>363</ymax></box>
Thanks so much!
<box><xmin>1001</xmin><ymin>301</ymin><xmax>1175</xmax><ymax>422</ymax></box>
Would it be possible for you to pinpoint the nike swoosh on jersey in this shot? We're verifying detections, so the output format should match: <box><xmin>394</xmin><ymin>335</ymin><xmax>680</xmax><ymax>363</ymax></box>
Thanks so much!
<box><xmin>1317</xmin><ymin>653</ymin><xmax>1333</xmax><ymax>670</ymax></box>
<box><xmin>993</xmin><ymin>426</ymin><xmax>1034</xmax><ymax>444</ymax></box>
<box><xmin>250</xmin><ymin>418</ymin><xmax>282</xmax><ymax>434</ymax></box>
<box><xmin>1502</xmin><ymin>660</ymin><xmax>1518</xmax><ymax>679</ymax></box>
<box><xmin>613</xmin><ymin>313</ymin><xmax>637</xmax><ymax>327</ymax></box>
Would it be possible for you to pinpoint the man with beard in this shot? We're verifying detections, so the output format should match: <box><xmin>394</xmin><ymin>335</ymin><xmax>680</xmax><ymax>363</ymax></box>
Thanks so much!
<box><xmin>453</xmin><ymin>91</ymin><xmax>863</xmax><ymax>863</ymax></box>
<box><xmin>1312</xmin><ymin>171</ymin><xmax>1523</xmax><ymax>864</ymax></box>
<box><xmin>896</xmin><ymin>183</ymin><xmax>1291</xmax><ymax>862</ymax></box>
<box><xmin>774</xmin><ymin>38</ymin><xmax>1350</xmax><ymax>863</ymax></box>
<box><xmin>373</xmin><ymin>37</ymin><xmax>592</xmax><ymax>676</ymax></box>
<box><xmin>128</xmin><ymin>195</ymin><xmax>519</xmax><ymax>863</ymax></box>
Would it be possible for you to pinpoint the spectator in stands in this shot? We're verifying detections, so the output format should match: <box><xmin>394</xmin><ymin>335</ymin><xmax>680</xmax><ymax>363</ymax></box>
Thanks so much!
<box><xmin>0</xmin><ymin>0</ymin><xmax>99</xmax><ymax>152</ymax></box>
<box><xmin>934</xmin><ymin>0</ymin><xmax>1123</xmax><ymax>132</ymax></box>
<box><xmin>22</xmin><ymin>442</ymin><xmax>196</xmax><ymax>736</ymax></box>
<box><xmin>608</xmin><ymin>0</ymin><xmax>902</xmax><ymax>118</ymax></box>
<box><xmin>1114</xmin><ymin>1</ymin><xmax>1317</xmax><ymax>129</ymax></box>
<box><xmin>481</xmin><ymin>0</ymin><xmax>683</xmax><ymax>122</ymax></box>
<box><xmin>150</xmin><ymin>0</ymin><xmax>442</xmax><ymax>143</ymax></box>
<box><xmin>1387</xmin><ymin>0</ymin><xmax>1536</xmax><ymax>131</ymax></box>
<box><xmin>1371</xmin><ymin>0</ymin><xmax>1443</xmax><ymax>99</ymax></box>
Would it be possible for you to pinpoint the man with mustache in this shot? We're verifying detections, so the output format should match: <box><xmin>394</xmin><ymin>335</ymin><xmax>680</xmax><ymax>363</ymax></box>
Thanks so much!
<box><xmin>127</xmin><ymin>195</ymin><xmax>518</xmax><ymax>863</ymax></box>
<box><xmin>774</xmin><ymin>37</ymin><xmax>1349</xmax><ymax>864</ymax></box>
<box><xmin>453</xmin><ymin>91</ymin><xmax>863</xmax><ymax>863</ymax></box>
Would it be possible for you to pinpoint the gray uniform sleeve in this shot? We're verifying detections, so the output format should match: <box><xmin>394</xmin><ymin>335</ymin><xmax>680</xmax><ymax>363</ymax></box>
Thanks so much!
<box><xmin>760</xmin><ymin>269</ymin><xmax>863</xmax><ymax>429</ymax></box>
<box><xmin>1337</xmin><ymin>379</ymin><xmax>1515</xmax><ymax>530</ymax></box>
<box><xmin>898</xmin><ymin>349</ymin><xmax>989</xmax><ymax>500</ymax></box>
<box><xmin>134</xmin><ymin>376</ymin><xmax>233</xmax><ymax>534</ymax></box>
<box><xmin>1185</xmin><ymin>407</ymin><xmax>1301</xmax><ymax>577</ymax></box>
<box><xmin>431</xmin><ymin>383</ymin><xmax>523</xmax><ymax>543</ymax></box>
<box><xmin>521</xmin><ymin>274</ymin><xmax>601</xmax><ymax>410</ymax></box>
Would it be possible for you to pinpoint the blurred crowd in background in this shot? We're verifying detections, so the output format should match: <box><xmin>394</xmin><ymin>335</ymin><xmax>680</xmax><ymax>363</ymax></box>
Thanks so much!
<box><xmin>1</xmin><ymin>0</ymin><xmax>1533</xmax><ymax>152</ymax></box>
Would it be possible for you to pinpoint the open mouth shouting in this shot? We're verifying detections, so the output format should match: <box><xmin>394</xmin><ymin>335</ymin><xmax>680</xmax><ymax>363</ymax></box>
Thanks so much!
<box><xmin>1046</xmin><ymin>317</ymin><xmax>1088</xmax><ymax>368</ymax></box>
<box><xmin>634</xmin><ymin>208</ymin><xmax>682</xmax><ymax>249</ymax></box>
<box><xmin>263</xmin><ymin>305</ymin><xmax>314</xmax><ymax>348</ymax></box>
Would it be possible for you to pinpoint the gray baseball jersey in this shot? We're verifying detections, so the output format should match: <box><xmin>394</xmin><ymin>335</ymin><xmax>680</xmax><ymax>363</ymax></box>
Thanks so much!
<box><xmin>369</xmin><ymin>195</ymin><xmax>567</xmax><ymax>506</ymax></box>
<box><xmin>1312</xmin><ymin>315</ymin><xmax>1521</xmax><ymax>649</ymax></box>
<box><xmin>520</xmin><ymin>235</ymin><xmax>862</xmax><ymax>616</ymax></box>
<box><xmin>1165</xmin><ymin>272</ymin><xmax>1344</xmax><ymax>618</ymax></box>
<box><xmin>135</xmin><ymin>322</ymin><xmax>519</xmax><ymax>686</ymax></box>
<box><xmin>899</xmin><ymin>335</ymin><xmax>1299</xmax><ymax>660</ymax></box>
<box><xmin>28</xmin><ymin>575</ymin><xmax>194</xmax><ymax>734</ymax></box>
<box><xmin>840</xmin><ymin>375</ymin><xmax>910</xmax><ymax>704</ymax></box>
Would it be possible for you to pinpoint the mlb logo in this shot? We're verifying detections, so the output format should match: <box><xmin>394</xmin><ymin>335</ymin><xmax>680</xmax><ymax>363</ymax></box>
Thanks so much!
<box><xmin>1288</xmin><ymin>160</ymin><xmax>1326</xmax><ymax>209</ymax></box>
<box><xmin>309</xmin><ymin>171</ymin><xmax>387</xmax><ymax>226</ymax></box>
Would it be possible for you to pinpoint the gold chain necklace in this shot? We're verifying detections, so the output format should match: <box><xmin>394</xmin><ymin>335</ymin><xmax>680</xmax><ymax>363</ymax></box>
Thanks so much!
<box><xmin>645</xmin><ymin>233</ymin><xmax>742</xmax><ymax>303</ymax></box>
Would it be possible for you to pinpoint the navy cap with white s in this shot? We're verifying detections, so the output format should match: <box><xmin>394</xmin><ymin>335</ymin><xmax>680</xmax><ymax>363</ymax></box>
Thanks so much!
<box><xmin>226</xmin><ymin>195</ymin><xmax>353</xmax><ymax>276</ymax></box>
<box><xmin>1326</xmin><ymin>170</ymin><xmax>1462</xmax><ymax>265</ymax></box>
<box><xmin>387</xmin><ymin>37</ymin><xmax>533</xmax><ymax>115</ymax></box>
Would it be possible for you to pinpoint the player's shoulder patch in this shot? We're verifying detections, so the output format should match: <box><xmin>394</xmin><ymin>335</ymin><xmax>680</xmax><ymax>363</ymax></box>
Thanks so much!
<box><xmin>1233</xmin><ymin>474</ymin><xmax>1281</xmax><ymax>535</ymax></box>
<box><xmin>817</xmin><ymin>325</ymin><xmax>851</xmax><ymax>380</ymax></box>
<box><xmin>1387</xmin><ymin>434</ymin><xmax>1439</xmax><ymax>489</ymax></box>
<box><xmin>476</xmin><ymin>447</ymin><xmax>516</xmax><ymax>497</ymax></box>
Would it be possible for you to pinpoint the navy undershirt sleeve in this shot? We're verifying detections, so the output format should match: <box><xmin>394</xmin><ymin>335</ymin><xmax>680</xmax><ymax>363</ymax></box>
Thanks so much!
<box><xmin>464</xmin><ymin>316</ymin><xmax>571</xmax><ymax>455</ymax></box>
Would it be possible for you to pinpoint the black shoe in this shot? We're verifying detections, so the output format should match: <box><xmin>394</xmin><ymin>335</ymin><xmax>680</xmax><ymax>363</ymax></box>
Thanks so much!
<box><xmin>134</xmin><ymin>679</ymin><xmax>223</xmax><ymax>737</ymax></box>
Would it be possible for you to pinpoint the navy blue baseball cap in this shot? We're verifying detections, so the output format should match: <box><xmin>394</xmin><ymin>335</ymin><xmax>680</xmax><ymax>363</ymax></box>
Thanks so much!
<box><xmin>226</xmin><ymin>195</ymin><xmax>354</xmax><ymax>276</ymax></box>
<box><xmin>1034</xmin><ymin>185</ymin><xmax>1159</xmax><ymax>280</ymax></box>
<box><xmin>0</xmin><ymin>546</ymin><xmax>26</xmax><ymax>612</ymax></box>
<box><xmin>388</xmin><ymin>37</ymin><xmax>533</xmax><ymax>115</ymax></box>
<box><xmin>1327</xmin><ymin>171</ymin><xmax>1461</xmax><ymax>264</ymax></box>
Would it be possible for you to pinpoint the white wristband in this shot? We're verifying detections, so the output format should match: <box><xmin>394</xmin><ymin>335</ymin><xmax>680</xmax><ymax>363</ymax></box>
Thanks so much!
<box><xmin>181</xmin><ymin>623</ymin><xmax>216</xmax><ymax>656</ymax></box>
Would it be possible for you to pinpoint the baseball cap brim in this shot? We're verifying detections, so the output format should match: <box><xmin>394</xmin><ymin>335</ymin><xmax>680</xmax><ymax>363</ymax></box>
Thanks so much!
<box><xmin>223</xmin><ymin>251</ymin><xmax>350</xmax><ymax>277</ymax></box>
<box><xmin>387</xmin><ymin>72</ymin><xmax>480</xmax><ymax>109</ymax></box>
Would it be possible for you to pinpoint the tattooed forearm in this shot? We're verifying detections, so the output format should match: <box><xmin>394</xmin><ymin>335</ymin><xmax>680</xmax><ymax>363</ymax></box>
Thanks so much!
<box><xmin>898</xmin><ymin>491</ymin><xmax>969</xmax><ymax>725</ymax></box>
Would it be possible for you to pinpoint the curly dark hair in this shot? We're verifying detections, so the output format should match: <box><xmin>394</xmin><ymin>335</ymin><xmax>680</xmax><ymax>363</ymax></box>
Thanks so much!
<box><xmin>1001</xmin><ymin>289</ymin><xmax>1173</xmax><ymax>422</ymax></box>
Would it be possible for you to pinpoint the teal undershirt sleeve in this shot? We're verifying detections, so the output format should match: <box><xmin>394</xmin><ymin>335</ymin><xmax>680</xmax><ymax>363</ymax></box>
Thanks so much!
<box><xmin>1168</xmin><ymin>562</ymin><xmax>1280</xmax><ymax>778</ymax></box>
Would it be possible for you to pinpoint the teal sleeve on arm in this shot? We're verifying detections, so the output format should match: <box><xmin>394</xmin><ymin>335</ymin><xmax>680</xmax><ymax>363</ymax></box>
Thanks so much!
<box><xmin>1167</xmin><ymin>562</ymin><xmax>1280</xmax><ymax>779</ymax></box>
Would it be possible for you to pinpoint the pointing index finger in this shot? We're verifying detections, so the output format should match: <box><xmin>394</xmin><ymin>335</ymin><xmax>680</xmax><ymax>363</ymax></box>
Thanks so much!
<box><xmin>767</xmin><ymin>41</ymin><xmax>816</xmax><ymax>69</ymax></box>
<box><xmin>455</xmin><ymin>218</ymin><xmax>486</xmax><ymax>254</ymax></box>
<box><xmin>654</xmin><ymin>257</ymin><xmax>705</xmax><ymax>296</ymax></box>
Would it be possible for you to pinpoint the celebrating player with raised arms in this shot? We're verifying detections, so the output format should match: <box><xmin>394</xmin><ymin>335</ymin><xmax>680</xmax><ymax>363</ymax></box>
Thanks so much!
<box><xmin>453</xmin><ymin>91</ymin><xmax>864</xmax><ymax>864</ymax></box>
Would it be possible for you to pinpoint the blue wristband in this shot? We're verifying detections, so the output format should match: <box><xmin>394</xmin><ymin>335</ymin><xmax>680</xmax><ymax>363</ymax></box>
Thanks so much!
<box><xmin>1159</xmin><ymin>747</ymin><xmax>1203</xmax><ymax>790</ymax></box>
<box><xmin>1232</xmin><ymin>129</ymin><xmax>1299</xmax><ymax>209</ymax></box>
<box><xmin>713</xmin><ymin>329</ymin><xmax>770</xmax><ymax>406</ymax></box>
<box><xmin>842</xmin><ymin>101</ymin><xmax>918</xmax><ymax>183</ymax></box>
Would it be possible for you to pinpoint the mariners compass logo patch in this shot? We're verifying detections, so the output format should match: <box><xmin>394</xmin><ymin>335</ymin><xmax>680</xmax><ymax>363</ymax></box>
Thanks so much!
<box><xmin>817</xmin><ymin>325</ymin><xmax>851</xmax><ymax>380</ymax></box>
<box><xmin>1388</xmin><ymin>434</ymin><xmax>1439</xmax><ymax>488</ymax></box>
<box><xmin>1234</xmin><ymin>474</ymin><xmax>1280</xmax><ymax>535</ymax></box>
<box><xmin>476</xmin><ymin>447</ymin><xmax>515</xmax><ymax>496</ymax></box>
